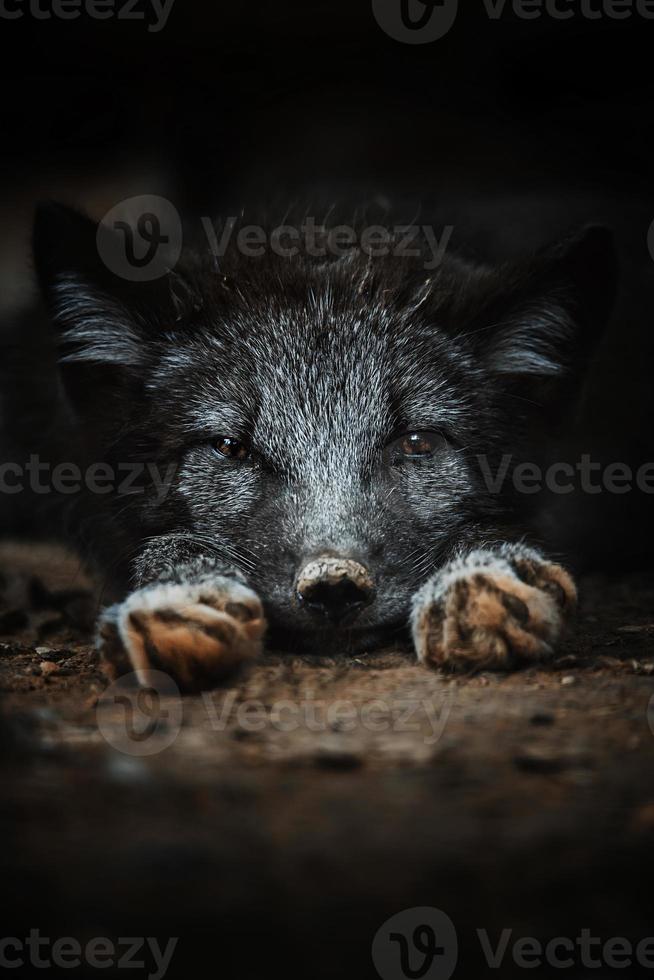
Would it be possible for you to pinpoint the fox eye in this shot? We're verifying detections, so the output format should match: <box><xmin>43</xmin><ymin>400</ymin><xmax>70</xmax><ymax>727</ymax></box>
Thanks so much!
<box><xmin>387</xmin><ymin>430</ymin><xmax>445</xmax><ymax>461</ymax></box>
<box><xmin>212</xmin><ymin>436</ymin><xmax>250</xmax><ymax>461</ymax></box>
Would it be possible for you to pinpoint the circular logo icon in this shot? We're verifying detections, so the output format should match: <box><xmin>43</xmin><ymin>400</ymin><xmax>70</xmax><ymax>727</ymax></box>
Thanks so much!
<box><xmin>372</xmin><ymin>906</ymin><xmax>458</xmax><ymax>980</ymax></box>
<box><xmin>97</xmin><ymin>670</ymin><xmax>183</xmax><ymax>756</ymax></box>
<box><xmin>372</xmin><ymin>0</ymin><xmax>458</xmax><ymax>44</ymax></box>
<box><xmin>96</xmin><ymin>194</ymin><xmax>183</xmax><ymax>281</ymax></box>
<box><xmin>647</xmin><ymin>220</ymin><xmax>654</xmax><ymax>266</ymax></box>
<box><xmin>647</xmin><ymin>692</ymin><xmax>654</xmax><ymax>738</ymax></box>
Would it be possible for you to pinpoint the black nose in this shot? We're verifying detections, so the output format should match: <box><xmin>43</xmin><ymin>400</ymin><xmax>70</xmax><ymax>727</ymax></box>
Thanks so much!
<box><xmin>295</xmin><ymin>556</ymin><xmax>375</xmax><ymax>626</ymax></box>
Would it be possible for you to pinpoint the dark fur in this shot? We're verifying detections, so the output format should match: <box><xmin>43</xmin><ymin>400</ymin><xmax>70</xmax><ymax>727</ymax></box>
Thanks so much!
<box><xmin>1</xmin><ymin>205</ymin><xmax>616</xmax><ymax>659</ymax></box>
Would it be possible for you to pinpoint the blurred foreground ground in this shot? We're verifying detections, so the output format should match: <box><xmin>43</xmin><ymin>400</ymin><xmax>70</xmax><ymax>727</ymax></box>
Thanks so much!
<box><xmin>1</xmin><ymin>542</ymin><xmax>654</xmax><ymax>979</ymax></box>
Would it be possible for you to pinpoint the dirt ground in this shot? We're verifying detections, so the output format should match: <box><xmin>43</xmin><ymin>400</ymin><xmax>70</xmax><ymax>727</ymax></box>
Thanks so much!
<box><xmin>2</xmin><ymin>540</ymin><xmax>654</xmax><ymax>978</ymax></box>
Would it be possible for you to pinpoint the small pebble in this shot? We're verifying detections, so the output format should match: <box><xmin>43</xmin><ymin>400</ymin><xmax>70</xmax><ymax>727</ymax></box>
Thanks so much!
<box><xmin>105</xmin><ymin>754</ymin><xmax>150</xmax><ymax>783</ymax></box>
<box><xmin>314</xmin><ymin>747</ymin><xmax>363</xmax><ymax>770</ymax></box>
<box><xmin>231</xmin><ymin>727</ymin><xmax>263</xmax><ymax>742</ymax></box>
<box><xmin>529</xmin><ymin>712</ymin><xmax>555</xmax><ymax>726</ymax></box>
<box><xmin>561</xmin><ymin>675</ymin><xmax>577</xmax><ymax>686</ymax></box>
<box><xmin>35</xmin><ymin>647</ymin><xmax>65</xmax><ymax>662</ymax></box>
<box><xmin>514</xmin><ymin>749</ymin><xmax>592</xmax><ymax>774</ymax></box>
<box><xmin>514</xmin><ymin>751</ymin><xmax>567</xmax><ymax>774</ymax></box>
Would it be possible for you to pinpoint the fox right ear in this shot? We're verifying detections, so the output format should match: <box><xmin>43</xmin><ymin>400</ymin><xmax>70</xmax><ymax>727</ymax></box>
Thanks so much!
<box><xmin>473</xmin><ymin>225</ymin><xmax>617</xmax><ymax>383</ymax></box>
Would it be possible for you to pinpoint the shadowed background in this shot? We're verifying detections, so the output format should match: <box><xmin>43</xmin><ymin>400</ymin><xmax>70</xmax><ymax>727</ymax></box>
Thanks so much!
<box><xmin>2</xmin><ymin>2</ymin><xmax>654</xmax><ymax>978</ymax></box>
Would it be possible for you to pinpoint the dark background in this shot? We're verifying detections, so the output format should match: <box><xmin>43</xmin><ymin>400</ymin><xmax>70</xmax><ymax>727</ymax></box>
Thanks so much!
<box><xmin>2</xmin><ymin>0</ymin><xmax>653</xmax><ymax>563</ymax></box>
<box><xmin>2</xmin><ymin>5</ymin><xmax>654</xmax><ymax>979</ymax></box>
<box><xmin>3</xmin><ymin>0</ymin><xmax>653</xmax><ymax>202</ymax></box>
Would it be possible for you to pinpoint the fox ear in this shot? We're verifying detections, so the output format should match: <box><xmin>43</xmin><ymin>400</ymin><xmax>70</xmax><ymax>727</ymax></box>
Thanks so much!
<box><xmin>32</xmin><ymin>201</ymin><xmax>151</xmax><ymax>370</ymax></box>
<box><xmin>33</xmin><ymin>201</ymin><xmax>113</xmax><ymax>293</ymax></box>
<box><xmin>477</xmin><ymin>225</ymin><xmax>617</xmax><ymax>382</ymax></box>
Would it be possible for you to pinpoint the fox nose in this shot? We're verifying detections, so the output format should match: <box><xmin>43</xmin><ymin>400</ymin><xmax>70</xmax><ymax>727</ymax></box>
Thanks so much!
<box><xmin>295</xmin><ymin>556</ymin><xmax>375</xmax><ymax>626</ymax></box>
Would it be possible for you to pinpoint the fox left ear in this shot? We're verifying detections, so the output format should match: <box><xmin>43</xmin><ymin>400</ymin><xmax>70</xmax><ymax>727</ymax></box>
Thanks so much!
<box><xmin>476</xmin><ymin>225</ymin><xmax>617</xmax><ymax>383</ymax></box>
<box><xmin>33</xmin><ymin>201</ymin><xmax>158</xmax><ymax>370</ymax></box>
<box><xmin>32</xmin><ymin>201</ymin><xmax>186</xmax><ymax>424</ymax></box>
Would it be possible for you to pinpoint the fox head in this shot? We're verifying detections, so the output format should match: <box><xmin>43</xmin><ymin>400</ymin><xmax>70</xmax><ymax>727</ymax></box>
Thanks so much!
<box><xmin>33</xmin><ymin>203</ymin><xmax>616</xmax><ymax>652</ymax></box>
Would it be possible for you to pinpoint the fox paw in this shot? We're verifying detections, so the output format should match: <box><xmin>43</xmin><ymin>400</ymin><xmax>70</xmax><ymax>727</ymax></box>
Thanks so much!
<box><xmin>98</xmin><ymin>578</ymin><xmax>266</xmax><ymax>692</ymax></box>
<box><xmin>411</xmin><ymin>548</ymin><xmax>576</xmax><ymax>671</ymax></box>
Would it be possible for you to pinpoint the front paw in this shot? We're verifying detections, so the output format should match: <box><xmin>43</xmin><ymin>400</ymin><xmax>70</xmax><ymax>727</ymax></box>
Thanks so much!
<box><xmin>411</xmin><ymin>549</ymin><xmax>576</xmax><ymax>671</ymax></box>
<box><xmin>97</xmin><ymin>578</ymin><xmax>266</xmax><ymax>692</ymax></box>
